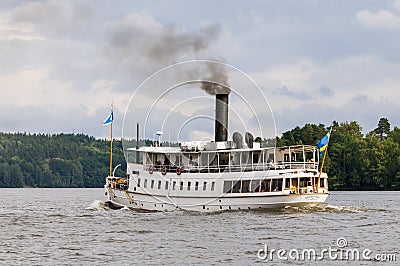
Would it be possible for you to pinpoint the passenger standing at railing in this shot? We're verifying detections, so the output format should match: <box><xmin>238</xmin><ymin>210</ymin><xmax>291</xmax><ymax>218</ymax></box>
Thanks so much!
<box><xmin>268</xmin><ymin>158</ymin><xmax>275</xmax><ymax>169</ymax></box>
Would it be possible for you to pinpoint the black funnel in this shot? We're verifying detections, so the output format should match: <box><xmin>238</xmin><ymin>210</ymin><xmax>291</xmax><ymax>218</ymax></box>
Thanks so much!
<box><xmin>215</xmin><ymin>94</ymin><xmax>228</xmax><ymax>142</ymax></box>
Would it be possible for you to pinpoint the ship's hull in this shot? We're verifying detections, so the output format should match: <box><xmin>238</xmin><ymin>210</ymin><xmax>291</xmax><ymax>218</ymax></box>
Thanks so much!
<box><xmin>105</xmin><ymin>187</ymin><xmax>329</xmax><ymax>212</ymax></box>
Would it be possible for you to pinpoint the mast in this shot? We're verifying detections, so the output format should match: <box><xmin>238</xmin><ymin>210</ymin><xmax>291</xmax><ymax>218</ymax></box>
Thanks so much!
<box><xmin>109</xmin><ymin>114</ymin><xmax>113</xmax><ymax>177</ymax></box>
<box><xmin>102</xmin><ymin>102</ymin><xmax>114</xmax><ymax>177</ymax></box>
<box><xmin>316</xmin><ymin>126</ymin><xmax>332</xmax><ymax>192</ymax></box>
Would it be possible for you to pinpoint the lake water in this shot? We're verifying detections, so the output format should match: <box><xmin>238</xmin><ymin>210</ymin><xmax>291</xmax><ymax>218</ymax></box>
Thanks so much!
<box><xmin>0</xmin><ymin>189</ymin><xmax>398</xmax><ymax>265</ymax></box>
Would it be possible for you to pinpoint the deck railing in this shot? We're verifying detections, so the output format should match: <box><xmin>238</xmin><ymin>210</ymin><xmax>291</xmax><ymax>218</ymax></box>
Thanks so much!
<box><xmin>142</xmin><ymin>162</ymin><xmax>318</xmax><ymax>174</ymax></box>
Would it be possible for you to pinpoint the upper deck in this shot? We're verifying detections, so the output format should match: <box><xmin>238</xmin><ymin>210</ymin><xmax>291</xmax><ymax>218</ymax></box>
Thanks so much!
<box><xmin>126</xmin><ymin>144</ymin><xmax>319</xmax><ymax>174</ymax></box>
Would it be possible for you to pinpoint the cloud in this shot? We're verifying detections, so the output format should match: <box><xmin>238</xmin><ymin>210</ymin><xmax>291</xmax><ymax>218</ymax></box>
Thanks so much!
<box><xmin>277</xmin><ymin>86</ymin><xmax>313</xmax><ymax>100</ymax></box>
<box><xmin>274</xmin><ymin>95</ymin><xmax>400</xmax><ymax>134</ymax></box>
<box><xmin>1</xmin><ymin>0</ymin><xmax>400</xmax><ymax>140</ymax></box>
<box><xmin>319</xmin><ymin>86</ymin><xmax>334</xmax><ymax>96</ymax></box>
<box><xmin>356</xmin><ymin>9</ymin><xmax>400</xmax><ymax>30</ymax></box>
<box><xmin>393</xmin><ymin>0</ymin><xmax>400</xmax><ymax>11</ymax></box>
<box><xmin>0</xmin><ymin>103</ymin><xmax>124</xmax><ymax>138</ymax></box>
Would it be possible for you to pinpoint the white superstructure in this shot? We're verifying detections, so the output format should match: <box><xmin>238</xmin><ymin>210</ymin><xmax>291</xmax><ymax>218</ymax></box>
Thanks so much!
<box><xmin>105</xmin><ymin>92</ymin><xmax>329</xmax><ymax>212</ymax></box>
<box><xmin>105</xmin><ymin>143</ymin><xmax>329</xmax><ymax>212</ymax></box>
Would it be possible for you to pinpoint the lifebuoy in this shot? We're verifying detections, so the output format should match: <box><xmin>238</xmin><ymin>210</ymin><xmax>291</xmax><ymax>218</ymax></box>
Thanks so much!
<box><xmin>176</xmin><ymin>167</ymin><xmax>182</xmax><ymax>175</ymax></box>
<box><xmin>149</xmin><ymin>166</ymin><xmax>154</xmax><ymax>174</ymax></box>
<box><xmin>161</xmin><ymin>166</ymin><xmax>167</xmax><ymax>175</ymax></box>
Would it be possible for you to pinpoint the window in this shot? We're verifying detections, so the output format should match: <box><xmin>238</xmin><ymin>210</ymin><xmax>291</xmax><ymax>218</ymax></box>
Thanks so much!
<box><xmin>320</xmin><ymin>178</ymin><xmax>325</xmax><ymax>188</ymax></box>
<box><xmin>165</xmin><ymin>181</ymin><xmax>169</xmax><ymax>190</ymax></box>
<box><xmin>158</xmin><ymin>180</ymin><xmax>161</xmax><ymax>189</ymax></box>
<box><xmin>260</xmin><ymin>179</ymin><xmax>271</xmax><ymax>192</ymax></box>
<box><xmin>232</xmin><ymin>181</ymin><xmax>241</xmax><ymax>193</ymax></box>
<box><xmin>172</xmin><ymin>181</ymin><xmax>176</xmax><ymax>190</ymax></box>
<box><xmin>137</xmin><ymin>178</ymin><xmax>141</xmax><ymax>187</ymax></box>
<box><xmin>195</xmin><ymin>181</ymin><xmax>199</xmax><ymax>191</ymax></box>
<box><xmin>241</xmin><ymin>180</ymin><xmax>250</xmax><ymax>193</ymax></box>
<box><xmin>151</xmin><ymin>180</ymin><xmax>154</xmax><ymax>189</ymax></box>
<box><xmin>271</xmin><ymin>179</ymin><xmax>283</xmax><ymax>191</ymax></box>
<box><xmin>223</xmin><ymin>181</ymin><xmax>232</xmax><ymax>193</ymax></box>
<box><xmin>144</xmin><ymin>179</ymin><xmax>147</xmax><ymax>188</ymax></box>
<box><xmin>250</xmin><ymin>180</ymin><xmax>260</xmax><ymax>193</ymax></box>
<box><xmin>180</xmin><ymin>181</ymin><xmax>184</xmax><ymax>190</ymax></box>
<box><xmin>285</xmin><ymin>178</ymin><xmax>290</xmax><ymax>189</ymax></box>
<box><xmin>187</xmin><ymin>182</ymin><xmax>191</xmax><ymax>191</ymax></box>
<box><xmin>211</xmin><ymin>182</ymin><xmax>215</xmax><ymax>191</ymax></box>
<box><xmin>203</xmin><ymin>181</ymin><xmax>207</xmax><ymax>191</ymax></box>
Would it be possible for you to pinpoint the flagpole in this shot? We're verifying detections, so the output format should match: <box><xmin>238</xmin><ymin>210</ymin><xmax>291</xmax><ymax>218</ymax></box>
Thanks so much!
<box><xmin>109</xmin><ymin>102</ymin><xmax>113</xmax><ymax>177</ymax></box>
<box><xmin>316</xmin><ymin>126</ymin><xmax>332</xmax><ymax>193</ymax></box>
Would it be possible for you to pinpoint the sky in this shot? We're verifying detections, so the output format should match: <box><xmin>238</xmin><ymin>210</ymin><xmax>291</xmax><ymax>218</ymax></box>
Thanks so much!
<box><xmin>1</xmin><ymin>0</ymin><xmax>400</xmax><ymax>141</ymax></box>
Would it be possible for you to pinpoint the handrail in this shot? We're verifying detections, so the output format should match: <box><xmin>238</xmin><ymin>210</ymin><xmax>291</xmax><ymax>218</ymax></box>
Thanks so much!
<box><xmin>142</xmin><ymin>162</ymin><xmax>318</xmax><ymax>174</ymax></box>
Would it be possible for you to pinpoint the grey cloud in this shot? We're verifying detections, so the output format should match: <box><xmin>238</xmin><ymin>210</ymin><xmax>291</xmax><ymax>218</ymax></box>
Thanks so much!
<box><xmin>0</xmin><ymin>104</ymin><xmax>124</xmax><ymax>138</ymax></box>
<box><xmin>277</xmin><ymin>86</ymin><xmax>313</xmax><ymax>100</ymax></box>
<box><xmin>319</xmin><ymin>85</ymin><xmax>334</xmax><ymax>96</ymax></box>
<box><xmin>274</xmin><ymin>95</ymin><xmax>400</xmax><ymax>134</ymax></box>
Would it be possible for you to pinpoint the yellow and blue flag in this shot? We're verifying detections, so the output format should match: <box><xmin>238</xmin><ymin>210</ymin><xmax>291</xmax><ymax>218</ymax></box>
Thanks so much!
<box><xmin>102</xmin><ymin>106</ymin><xmax>114</xmax><ymax>126</ymax></box>
<box><xmin>317</xmin><ymin>128</ymin><xmax>331</xmax><ymax>157</ymax></box>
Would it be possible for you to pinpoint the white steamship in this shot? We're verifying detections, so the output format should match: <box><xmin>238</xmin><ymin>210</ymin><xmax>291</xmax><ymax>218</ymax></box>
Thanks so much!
<box><xmin>104</xmin><ymin>94</ymin><xmax>329</xmax><ymax>212</ymax></box>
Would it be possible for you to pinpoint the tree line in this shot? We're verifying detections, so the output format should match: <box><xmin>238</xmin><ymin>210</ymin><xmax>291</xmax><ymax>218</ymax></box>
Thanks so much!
<box><xmin>0</xmin><ymin>117</ymin><xmax>399</xmax><ymax>190</ymax></box>
<box><xmin>0</xmin><ymin>133</ymin><xmax>126</xmax><ymax>188</ymax></box>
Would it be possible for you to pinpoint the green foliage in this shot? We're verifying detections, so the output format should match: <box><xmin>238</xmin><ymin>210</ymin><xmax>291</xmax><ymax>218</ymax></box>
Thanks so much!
<box><xmin>374</xmin><ymin>117</ymin><xmax>391</xmax><ymax>140</ymax></box>
<box><xmin>0</xmin><ymin>133</ymin><xmax>125</xmax><ymax>188</ymax></box>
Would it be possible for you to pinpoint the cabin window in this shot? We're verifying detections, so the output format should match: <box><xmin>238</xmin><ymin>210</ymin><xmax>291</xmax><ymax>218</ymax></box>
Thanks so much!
<box><xmin>260</xmin><ymin>179</ymin><xmax>271</xmax><ymax>192</ymax></box>
<box><xmin>137</xmin><ymin>178</ymin><xmax>141</xmax><ymax>187</ymax></box>
<box><xmin>250</xmin><ymin>180</ymin><xmax>260</xmax><ymax>192</ymax></box>
<box><xmin>241</xmin><ymin>180</ymin><xmax>250</xmax><ymax>193</ymax></box>
<box><xmin>223</xmin><ymin>181</ymin><xmax>232</xmax><ymax>193</ymax></box>
<box><xmin>165</xmin><ymin>181</ymin><xmax>169</xmax><ymax>190</ymax></box>
<box><xmin>187</xmin><ymin>182</ymin><xmax>191</xmax><ymax>191</ymax></box>
<box><xmin>158</xmin><ymin>180</ymin><xmax>161</xmax><ymax>189</ymax></box>
<box><xmin>144</xmin><ymin>179</ymin><xmax>147</xmax><ymax>188</ymax></box>
<box><xmin>241</xmin><ymin>152</ymin><xmax>249</xmax><ymax>165</ymax></box>
<box><xmin>300</xmin><ymin>178</ymin><xmax>308</xmax><ymax>188</ymax></box>
<box><xmin>172</xmin><ymin>181</ymin><xmax>176</xmax><ymax>190</ymax></box>
<box><xmin>253</xmin><ymin>153</ymin><xmax>259</xmax><ymax>164</ymax></box>
<box><xmin>127</xmin><ymin>150</ymin><xmax>144</xmax><ymax>164</ymax></box>
<box><xmin>285</xmin><ymin>178</ymin><xmax>290</xmax><ymax>189</ymax></box>
<box><xmin>271</xmin><ymin>179</ymin><xmax>283</xmax><ymax>191</ymax></box>
<box><xmin>195</xmin><ymin>181</ymin><xmax>199</xmax><ymax>191</ymax></box>
<box><xmin>211</xmin><ymin>182</ymin><xmax>215</xmax><ymax>191</ymax></box>
<box><xmin>203</xmin><ymin>181</ymin><xmax>207</xmax><ymax>191</ymax></box>
<box><xmin>151</xmin><ymin>180</ymin><xmax>154</xmax><ymax>189</ymax></box>
<box><xmin>232</xmin><ymin>181</ymin><xmax>241</xmax><ymax>193</ymax></box>
<box><xmin>320</xmin><ymin>178</ymin><xmax>325</xmax><ymax>188</ymax></box>
<box><xmin>180</xmin><ymin>181</ymin><xmax>184</xmax><ymax>190</ymax></box>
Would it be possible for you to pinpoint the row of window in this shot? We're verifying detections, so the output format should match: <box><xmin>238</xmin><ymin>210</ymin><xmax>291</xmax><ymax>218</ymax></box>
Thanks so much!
<box><xmin>137</xmin><ymin>178</ymin><xmax>216</xmax><ymax>192</ymax></box>
<box><xmin>223</xmin><ymin>178</ymin><xmax>326</xmax><ymax>194</ymax></box>
<box><xmin>224</xmin><ymin>179</ymin><xmax>283</xmax><ymax>193</ymax></box>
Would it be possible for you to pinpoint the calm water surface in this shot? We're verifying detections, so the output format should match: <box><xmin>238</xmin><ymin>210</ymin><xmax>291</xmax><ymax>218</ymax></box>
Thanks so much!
<box><xmin>0</xmin><ymin>189</ymin><xmax>398</xmax><ymax>265</ymax></box>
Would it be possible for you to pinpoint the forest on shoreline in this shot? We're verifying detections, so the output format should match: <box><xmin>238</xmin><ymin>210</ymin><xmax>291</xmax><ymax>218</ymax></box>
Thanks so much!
<box><xmin>1</xmin><ymin>118</ymin><xmax>399</xmax><ymax>190</ymax></box>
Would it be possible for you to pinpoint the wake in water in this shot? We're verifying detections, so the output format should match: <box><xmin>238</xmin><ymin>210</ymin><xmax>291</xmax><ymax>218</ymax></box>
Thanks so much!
<box><xmin>282</xmin><ymin>204</ymin><xmax>365</xmax><ymax>214</ymax></box>
<box><xmin>87</xmin><ymin>200</ymin><xmax>127</xmax><ymax>210</ymax></box>
<box><xmin>87</xmin><ymin>200</ymin><xmax>112</xmax><ymax>211</ymax></box>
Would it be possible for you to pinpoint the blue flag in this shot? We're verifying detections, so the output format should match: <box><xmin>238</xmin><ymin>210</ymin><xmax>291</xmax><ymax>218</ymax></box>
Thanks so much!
<box><xmin>102</xmin><ymin>107</ymin><xmax>114</xmax><ymax>125</ymax></box>
<box><xmin>317</xmin><ymin>128</ymin><xmax>331</xmax><ymax>157</ymax></box>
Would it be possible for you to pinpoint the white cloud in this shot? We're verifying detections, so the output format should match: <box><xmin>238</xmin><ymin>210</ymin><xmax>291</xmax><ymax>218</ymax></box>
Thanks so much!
<box><xmin>251</xmin><ymin>54</ymin><xmax>400</xmax><ymax>117</ymax></box>
<box><xmin>393</xmin><ymin>0</ymin><xmax>400</xmax><ymax>11</ymax></box>
<box><xmin>356</xmin><ymin>9</ymin><xmax>400</xmax><ymax>30</ymax></box>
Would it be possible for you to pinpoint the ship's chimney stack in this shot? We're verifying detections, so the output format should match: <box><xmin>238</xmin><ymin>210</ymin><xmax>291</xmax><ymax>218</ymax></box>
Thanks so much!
<box><xmin>215</xmin><ymin>93</ymin><xmax>229</xmax><ymax>142</ymax></box>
